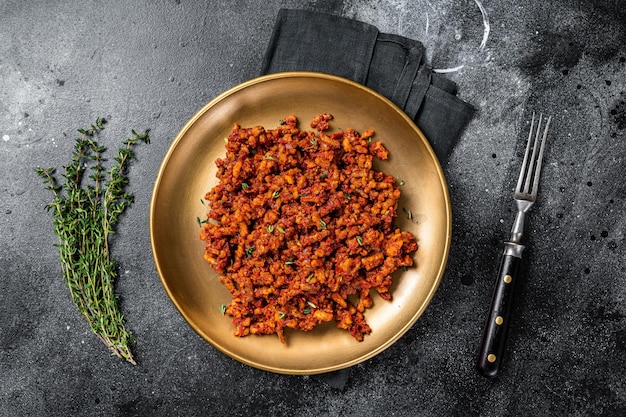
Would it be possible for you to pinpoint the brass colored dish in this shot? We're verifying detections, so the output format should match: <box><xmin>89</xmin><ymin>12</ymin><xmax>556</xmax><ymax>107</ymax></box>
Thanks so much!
<box><xmin>150</xmin><ymin>72</ymin><xmax>451</xmax><ymax>374</ymax></box>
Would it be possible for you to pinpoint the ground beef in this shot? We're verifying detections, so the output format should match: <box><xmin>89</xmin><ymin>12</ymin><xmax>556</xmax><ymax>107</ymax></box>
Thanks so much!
<box><xmin>199</xmin><ymin>113</ymin><xmax>418</xmax><ymax>343</ymax></box>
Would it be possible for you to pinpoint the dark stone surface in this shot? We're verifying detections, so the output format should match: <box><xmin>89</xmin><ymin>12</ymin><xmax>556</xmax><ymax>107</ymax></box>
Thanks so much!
<box><xmin>1</xmin><ymin>0</ymin><xmax>625</xmax><ymax>416</ymax></box>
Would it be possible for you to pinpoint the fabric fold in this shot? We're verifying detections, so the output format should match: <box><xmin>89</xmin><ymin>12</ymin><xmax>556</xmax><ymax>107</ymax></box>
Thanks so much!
<box><xmin>261</xmin><ymin>9</ymin><xmax>378</xmax><ymax>84</ymax></box>
<box><xmin>367</xmin><ymin>33</ymin><xmax>424</xmax><ymax>111</ymax></box>
<box><xmin>261</xmin><ymin>8</ymin><xmax>475</xmax><ymax>161</ymax></box>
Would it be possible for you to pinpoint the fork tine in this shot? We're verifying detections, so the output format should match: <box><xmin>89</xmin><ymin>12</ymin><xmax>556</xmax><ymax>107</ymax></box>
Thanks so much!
<box><xmin>523</xmin><ymin>113</ymin><xmax>542</xmax><ymax>194</ymax></box>
<box><xmin>530</xmin><ymin>115</ymin><xmax>551</xmax><ymax>197</ymax></box>
<box><xmin>516</xmin><ymin>112</ymin><xmax>535</xmax><ymax>194</ymax></box>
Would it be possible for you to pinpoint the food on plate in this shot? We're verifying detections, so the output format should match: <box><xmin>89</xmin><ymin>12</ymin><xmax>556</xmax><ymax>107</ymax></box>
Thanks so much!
<box><xmin>199</xmin><ymin>113</ymin><xmax>418</xmax><ymax>343</ymax></box>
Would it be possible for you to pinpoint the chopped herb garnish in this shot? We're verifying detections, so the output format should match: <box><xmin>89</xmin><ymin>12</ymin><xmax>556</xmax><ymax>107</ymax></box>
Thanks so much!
<box><xmin>241</xmin><ymin>182</ymin><xmax>249</xmax><ymax>190</ymax></box>
<box><xmin>285</xmin><ymin>259</ymin><xmax>296</xmax><ymax>265</ymax></box>
<box><xmin>272</xmin><ymin>190</ymin><xmax>280</xmax><ymax>199</ymax></box>
<box><xmin>277</xmin><ymin>226</ymin><xmax>286</xmax><ymax>234</ymax></box>
<box><xmin>319</xmin><ymin>172</ymin><xmax>328</xmax><ymax>179</ymax></box>
<box><xmin>319</xmin><ymin>219</ymin><xmax>327</xmax><ymax>229</ymax></box>
<box><xmin>306</xmin><ymin>273</ymin><xmax>314</xmax><ymax>282</ymax></box>
<box><xmin>356</xmin><ymin>235</ymin><xmax>363</xmax><ymax>246</ymax></box>
<box><xmin>303</xmin><ymin>308</ymin><xmax>311</xmax><ymax>315</ymax></box>
<box><xmin>267</xmin><ymin>224</ymin><xmax>275</xmax><ymax>233</ymax></box>
<box><xmin>307</xmin><ymin>301</ymin><xmax>316</xmax><ymax>309</ymax></box>
<box><xmin>245</xmin><ymin>246</ymin><xmax>255</xmax><ymax>257</ymax></box>
<box><xmin>220</xmin><ymin>304</ymin><xmax>227</xmax><ymax>315</ymax></box>
<box><xmin>279</xmin><ymin>311</ymin><xmax>286</xmax><ymax>319</ymax></box>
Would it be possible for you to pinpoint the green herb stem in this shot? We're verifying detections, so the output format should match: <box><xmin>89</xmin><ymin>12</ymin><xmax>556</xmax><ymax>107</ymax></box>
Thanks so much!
<box><xmin>36</xmin><ymin>118</ymin><xmax>150</xmax><ymax>365</ymax></box>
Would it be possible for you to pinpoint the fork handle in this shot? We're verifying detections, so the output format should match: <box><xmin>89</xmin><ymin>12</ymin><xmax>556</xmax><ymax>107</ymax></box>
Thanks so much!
<box><xmin>477</xmin><ymin>242</ymin><xmax>524</xmax><ymax>378</ymax></box>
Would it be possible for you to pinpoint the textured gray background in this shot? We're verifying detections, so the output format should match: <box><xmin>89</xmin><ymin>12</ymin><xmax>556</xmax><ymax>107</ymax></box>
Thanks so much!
<box><xmin>1</xmin><ymin>0</ymin><xmax>625</xmax><ymax>416</ymax></box>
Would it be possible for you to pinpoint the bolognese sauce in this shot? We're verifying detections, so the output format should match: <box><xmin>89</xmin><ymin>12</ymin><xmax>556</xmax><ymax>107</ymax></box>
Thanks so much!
<box><xmin>199</xmin><ymin>113</ymin><xmax>417</xmax><ymax>343</ymax></box>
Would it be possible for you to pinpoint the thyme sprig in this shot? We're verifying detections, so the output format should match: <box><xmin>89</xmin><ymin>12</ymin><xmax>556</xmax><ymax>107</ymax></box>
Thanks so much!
<box><xmin>36</xmin><ymin>118</ymin><xmax>150</xmax><ymax>365</ymax></box>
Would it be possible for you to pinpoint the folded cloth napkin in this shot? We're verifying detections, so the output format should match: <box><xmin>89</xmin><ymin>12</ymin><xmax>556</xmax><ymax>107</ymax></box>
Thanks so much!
<box><xmin>260</xmin><ymin>8</ymin><xmax>476</xmax><ymax>389</ymax></box>
<box><xmin>261</xmin><ymin>8</ymin><xmax>475</xmax><ymax>161</ymax></box>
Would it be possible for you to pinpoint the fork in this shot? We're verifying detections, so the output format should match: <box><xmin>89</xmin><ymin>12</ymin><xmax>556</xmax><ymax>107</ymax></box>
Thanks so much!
<box><xmin>477</xmin><ymin>112</ymin><xmax>552</xmax><ymax>378</ymax></box>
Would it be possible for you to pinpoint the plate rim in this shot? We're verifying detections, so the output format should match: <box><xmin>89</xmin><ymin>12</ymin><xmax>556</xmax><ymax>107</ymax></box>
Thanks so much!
<box><xmin>150</xmin><ymin>71</ymin><xmax>452</xmax><ymax>374</ymax></box>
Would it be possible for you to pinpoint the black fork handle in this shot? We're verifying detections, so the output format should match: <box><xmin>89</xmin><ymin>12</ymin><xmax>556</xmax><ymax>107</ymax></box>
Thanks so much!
<box><xmin>477</xmin><ymin>242</ymin><xmax>524</xmax><ymax>378</ymax></box>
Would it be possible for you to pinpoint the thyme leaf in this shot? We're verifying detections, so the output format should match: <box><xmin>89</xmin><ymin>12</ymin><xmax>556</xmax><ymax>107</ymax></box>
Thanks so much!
<box><xmin>36</xmin><ymin>118</ymin><xmax>150</xmax><ymax>365</ymax></box>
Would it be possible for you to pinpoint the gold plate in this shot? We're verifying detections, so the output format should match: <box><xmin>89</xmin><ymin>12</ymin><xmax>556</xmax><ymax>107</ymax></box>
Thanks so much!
<box><xmin>150</xmin><ymin>72</ymin><xmax>451</xmax><ymax>374</ymax></box>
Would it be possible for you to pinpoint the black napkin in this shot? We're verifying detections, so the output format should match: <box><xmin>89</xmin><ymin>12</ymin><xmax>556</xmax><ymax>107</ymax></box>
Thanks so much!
<box><xmin>261</xmin><ymin>8</ymin><xmax>475</xmax><ymax>161</ymax></box>
<box><xmin>260</xmin><ymin>8</ymin><xmax>475</xmax><ymax>389</ymax></box>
